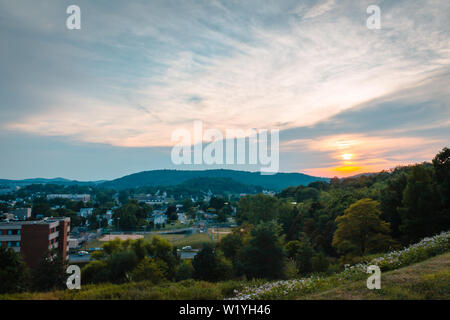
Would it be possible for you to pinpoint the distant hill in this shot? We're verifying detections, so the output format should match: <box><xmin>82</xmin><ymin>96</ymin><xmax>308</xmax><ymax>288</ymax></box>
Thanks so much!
<box><xmin>0</xmin><ymin>178</ymin><xmax>104</xmax><ymax>187</ymax></box>
<box><xmin>100</xmin><ymin>169</ymin><xmax>329</xmax><ymax>191</ymax></box>
<box><xmin>0</xmin><ymin>170</ymin><xmax>328</xmax><ymax>191</ymax></box>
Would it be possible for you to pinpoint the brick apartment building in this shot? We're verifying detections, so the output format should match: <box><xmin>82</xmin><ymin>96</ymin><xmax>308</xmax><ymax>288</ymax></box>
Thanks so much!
<box><xmin>0</xmin><ymin>217</ymin><xmax>70</xmax><ymax>268</ymax></box>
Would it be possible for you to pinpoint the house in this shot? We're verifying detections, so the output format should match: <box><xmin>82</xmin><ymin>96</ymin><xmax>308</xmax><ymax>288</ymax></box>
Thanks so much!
<box><xmin>177</xmin><ymin>213</ymin><xmax>187</xmax><ymax>224</ymax></box>
<box><xmin>105</xmin><ymin>210</ymin><xmax>113</xmax><ymax>225</ymax></box>
<box><xmin>13</xmin><ymin>208</ymin><xmax>31</xmax><ymax>220</ymax></box>
<box><xmin>78</xmin><ymin>208</ymin><xmax>94</xmax><ymax>218</ymax></box>
<box><xmin>68</xmin><ymin>237</ymin><xmax>80</xmax><ymax>249</ymax></box>
<box><xmin>150</xmin><ymin>211</ymin><xmax>168</xmax><ymax>225</ymax></box>
<box><xmin>3</xmin><ymin>213</ymin><xmax>15</xmax><ymax>220</ymax></box>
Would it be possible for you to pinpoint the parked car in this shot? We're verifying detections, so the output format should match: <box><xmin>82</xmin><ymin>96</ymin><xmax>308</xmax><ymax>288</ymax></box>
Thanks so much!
<box><xmin>78</xmin><ymin>250</ymin><xmax>89</xmax><ymax>256</ymax></box>
<box><xmin>182</xmin><ymin>246</ymin><xmax>192</xmax><ymax>251</ymax></box>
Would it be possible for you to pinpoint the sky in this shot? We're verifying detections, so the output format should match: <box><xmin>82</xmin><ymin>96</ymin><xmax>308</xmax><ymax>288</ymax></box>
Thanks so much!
<box><xmin>0</xmin><ymin>0</ymin><xmax>449</xmax><ymax>180</ymax></box>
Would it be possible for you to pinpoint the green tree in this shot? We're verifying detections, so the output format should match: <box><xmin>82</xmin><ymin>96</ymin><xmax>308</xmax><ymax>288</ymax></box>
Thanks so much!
<box><xmin>0</xmin><ymin>247</ymin><xmax>30</xmax><ymax>293</ymax></box>
<box><xmin>209</xmin><ymin>197</ymin><xmax>226</xmax><ymax>210</ymax></box>
<box><xmin>432</xmin><ymin>147</ymin><xmax>450</xmax><ymax>230</ymax></box>
<box><xmin>284</xmin><ymin>240</ymin><xmax>301</xmax><ymax>259</ymax></box>
<box><xmin>107</xmin><ymin>250</ymin><xmax>139</xmax><ymax>283</ymax></box>
<box><xmin>81</xmin><ymin>260</ymin><xmax>109</xmax><ymax>284</ymax></box>
<box><xmin>165</xmin><ymin>205</ymin><xmax>178</xmax><ymax>222</ymax></box>
<box><xmin>237</xmin><ymin>194</ymin><xmax>280</xmax><ymax>224</ymax></box>
<box><xmin>433</xmin><ymin>147</ymin><xmax>450</xmax><ymax>208</ymax></box>
<box><xmin>296</xmin><ymin>187</ymin><xmax>320</xmax><ymax>203</ymax></box>
<box><xmin>31</xmin><ymin>250</ymin><xmax>67</xmax><ymax>291</ymax></box>
<box><xmin>294</xmin><ymin>239</ymin><xmax>315</xmax><ymax>274</ymax></box>
<box><xmin>130</xmin><ymin>257</ymin><xmax>165</xmax><ymax>284</ymax></box>
<box><xmin>118</xmin><ymin>190</ymin><xmax>129</xmax><ymax>205</ymax></box>
<box><xmin>219</xmin><ymin>232</ymin><xmax>244</xmax><ymax>262</ymax></box>
<box><xmin>216</xmin><ymin>207</ymin><xmax>228</xmax><ymax>223</ymax></box>
<box><xmin>192</xmin><ymin>244</ymin><xmax>232</xmax><ymax>282</ymax></box>
<box><xmin>311</xmin><ymin>252</ymin><xmax>329</xmax><ymax>273</ymax></box>
<box><xmin>147</xmin><ymin>236</ymin><xmax>178</xmax><ymax>279</ymax></box>
<box><xmin>380</xmin><ymin>172</ymin><xmax>408</xmax><ymax>239</ymax></box>
<box><xmin>187</xmin><ymin>207</ymin><xmax>197</xmax><ymax>220</ymax></box>
<box><xmin>398</xmin><ymin>165</ymin><xmax>445</xmax><ymax>243</ymax></box>
<box><xmin>240</xmin><ymin>221</ymin><xmax>285</xmax><ymax>279</ymax></box>
<box><xmin>113</xmin><ymin>201</ymin><xmax>151</xmax><ymax>231</ymax></box>
<box><xmin>332</xmin><ymin>198</ymin><xmax>394</xmax><ymax>256</ymax></box>
<box><xmin>31</xmin><ymin>199</ymin><xmax>51</xmax><ymax>217</ymax></box>
<box><xmin>175</xmin><ymin>260</ymin><xmax>194</xmax><ymax>281</ymax></box>
<box><xmin>182</xmin><ymin>198</ymin><xmax>194</xmax><ymax>211</ymax></box>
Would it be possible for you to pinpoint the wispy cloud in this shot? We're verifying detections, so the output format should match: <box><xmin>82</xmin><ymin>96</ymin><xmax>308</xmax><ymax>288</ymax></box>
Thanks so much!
<box><xmin>299</xmin><ymin>0</ymin><xmax>336</xmax><ymax>19</ymax></box>
<box><xmin>0</xmin><ymin>0</ymin><xmax>449</xmax><ymax>177</ymax></box>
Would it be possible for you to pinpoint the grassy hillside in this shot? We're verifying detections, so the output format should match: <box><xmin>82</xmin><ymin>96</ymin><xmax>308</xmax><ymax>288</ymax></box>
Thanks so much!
<box><xmin>1</xmin><ymin>252</ymin><xmax>448</xmax><ymax>300</ymax></box>
<box><xmin>1</xmin><ymin>232</ymin><xmax>448</xmax><ymax>300</ymax></box>
<box><xmin>305</xmin><ymin>252</ymin><xmax>450</xmax><ymax>300</ymax></box>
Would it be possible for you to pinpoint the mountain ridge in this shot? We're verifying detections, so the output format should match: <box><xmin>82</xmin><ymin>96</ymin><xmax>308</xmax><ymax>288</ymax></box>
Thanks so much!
<box><xmin>0</xmin><ymin>169</ymin><xmax>329</xmax><ymax>191</ymax></box>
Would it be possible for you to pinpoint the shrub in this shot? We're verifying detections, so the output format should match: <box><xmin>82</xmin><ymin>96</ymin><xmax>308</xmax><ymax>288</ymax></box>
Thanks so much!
<box><xmin>175</xmin><ymin>260</ymin><xmax>194</xmax><ymax>281</ymax></box>
<box><xmin>108</xmin><ymin>250</ymin><xmax>138</xmax><ymax>283</ymax></box>
<box><xmin>31</xmin><ymin>250</ymin><xmax>66</xmax><ymax>292</ymax></box>
<box><xmin>311</xmin><ymin>253</ymin><xmax>329</xmax><ymax>273</ymax></box>
<box><xmin>130</xmin><ymin>258</ymin><xmax>165</xmax><ymax>284</ymax></box>
<box><xmin>82</xmin><ymin>260</ymin><xmax>109</xmax><ymax>284</ymax></box>
<box><xmin>0</xmin><ymin>247</ymin><xmax>30</xmax><ymax>293</ymax></box>
<box><xmin>193</xmin><ymin>244</ymin><xmax>233</xmax><ymax>282</ymax></box>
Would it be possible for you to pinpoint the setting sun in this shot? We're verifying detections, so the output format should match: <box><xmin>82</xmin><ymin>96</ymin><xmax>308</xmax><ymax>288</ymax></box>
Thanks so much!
<box><xmin>341</xmin><ymin>153</ymin><xmax>353</xmax><ymax>160</ymax></box>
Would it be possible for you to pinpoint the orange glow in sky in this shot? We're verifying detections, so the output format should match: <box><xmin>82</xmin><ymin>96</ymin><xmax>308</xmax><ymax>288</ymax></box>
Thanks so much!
<box><xmin>297</xmin><ymin>134</ymin><xmax>441</xmax><ymax>178</ymax></box>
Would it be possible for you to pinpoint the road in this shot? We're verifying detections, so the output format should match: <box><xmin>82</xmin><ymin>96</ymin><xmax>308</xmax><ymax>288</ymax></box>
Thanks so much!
<box><xmin>69</xmin><ymin>254</ymin><xmax>91</xmax><ymax>263</ymax></box>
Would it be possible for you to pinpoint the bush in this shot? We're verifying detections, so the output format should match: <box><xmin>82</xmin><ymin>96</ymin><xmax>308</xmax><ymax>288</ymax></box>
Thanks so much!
<box><xmin>131</xmin><ymin>258</ymin><xmax>165</xmax><ymax>284</ymax></box>
<box><xmin>0</xmin><ymin>247</ymin><xmax>30</xmax><ymax>293</ymax></box>
<box><xmin>311</xmin><ymin>253</ymin><xmax>329</xmax><ymax>273</ymax></box>
<box><xmin>175</xmin><ymin>260</ymin><xmax>194</xmax><ymax>281</ymax></box>
<box><xmin>31</xmin><ymin>251</ymin><xmax>67</xmax><ymax>292</ymax></box>
<box><xmin>193</xmin><ymin>244</ymin><xmax>233</xmax><ymax>282</ymax></box>
<box><xmin>284</xmin><ymin>258</ymin><xmax>299</xmax><ymax>279</ymax></box>
<box><xmin>108</xmin><ymin>250</ymin><xmax>138</xmax><ymax>283</ymax></box>
<box><xmin>82</xmin><ymin>260</ymin><xmax>109</xmax><ymax>284</ymax></box>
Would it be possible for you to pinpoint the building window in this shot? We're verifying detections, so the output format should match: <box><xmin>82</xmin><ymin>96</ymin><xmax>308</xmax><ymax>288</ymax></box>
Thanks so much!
<box><xmin>7</xmin><ymin>230</ymin><xmax>12</xmax><ymax>235</ymax></box>
<box><xmin>15</xmin><ymin>242</ymin><xmax>20</xmax><ymax>247</ymax></box>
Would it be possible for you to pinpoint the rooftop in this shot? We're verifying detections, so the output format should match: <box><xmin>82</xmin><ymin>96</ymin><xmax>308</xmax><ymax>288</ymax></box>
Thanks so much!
<box><xmin>0</xmin><ymin>217</ymin><xmax>69</xmax><ymax>226</ymax></box>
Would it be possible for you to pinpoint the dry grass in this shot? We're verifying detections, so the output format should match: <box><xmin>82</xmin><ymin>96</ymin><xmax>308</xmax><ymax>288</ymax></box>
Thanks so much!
<box><xmin>303</xmin><ymin>252</ymin><xmax>450</xmax><ymax>300</ymax></box>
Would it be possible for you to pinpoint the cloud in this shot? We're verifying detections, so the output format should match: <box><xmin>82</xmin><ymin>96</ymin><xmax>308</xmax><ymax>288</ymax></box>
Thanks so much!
<box><xmin>299</xmin><ymin>0</ymin><xmax>336</xmax><ymax>19</ymax></box>
<box><xmin>278</xmin><ymin>72</ymin><xmax>450</xmax><ymax>176</ymax></box>
<box><xmin>0</xmin><ymin>0</ymin><xmax>449</xmax><ymax>178</ymax></box>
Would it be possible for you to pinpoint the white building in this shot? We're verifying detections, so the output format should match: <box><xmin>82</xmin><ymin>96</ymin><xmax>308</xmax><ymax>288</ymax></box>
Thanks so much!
<box><xmin>153</xmin><ymin>213</ymin><xmax>167</xmax><ymax>225</ymax></box>
<box><xmin>78</xmin><ymin>208</ymin><xmax>94</xmax><ymax>218</ymax></box>
<box><xmin>47</xmin><ymin>194</ymin><xmax>91</xmax><ymax>202</ymax></box>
